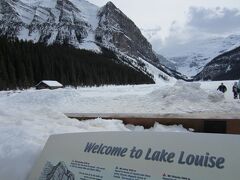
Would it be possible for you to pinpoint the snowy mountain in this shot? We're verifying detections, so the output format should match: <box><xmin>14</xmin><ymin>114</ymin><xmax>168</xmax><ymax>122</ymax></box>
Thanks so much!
<box><xmin>0</xmin><ymin>0</ymin><xmax>178</xmax><ymax>83</ymax></box>
<box><xmin>0</xmin><ymin>0</ymin><xmax>100</xmax><ymax>50</ymax></box>
<box><xmin>156</xmin><ymin>54</ymin><xmax>176</xmax><ymax>71</ymax></box>
<box><xmin>158</xmin><ymin>34</ymin><xmax>240</xmax><ymax>78</ymax></box>
<box><xmin>194</xmin><ymin>46</ymin><xmax>240</xmax><ymax>81</ymax></box>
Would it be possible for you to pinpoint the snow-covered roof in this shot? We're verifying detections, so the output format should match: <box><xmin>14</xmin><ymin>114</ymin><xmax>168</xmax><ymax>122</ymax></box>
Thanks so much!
<box><xmin>37</xmin><ymin>80</ymin><xmax>63</xmax><ymax>87</ymax></box>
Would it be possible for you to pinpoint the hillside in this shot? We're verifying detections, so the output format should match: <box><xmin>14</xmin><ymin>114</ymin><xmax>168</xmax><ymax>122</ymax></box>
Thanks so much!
<box><xmin>194</xmin><ymin>46</ymin><xmax>240</xmax><ymax>81</ymax></box>
<box><xmin>0</xmin><ymin>37</ymin><xmax>154</xmax><ymax>90</ymax></box>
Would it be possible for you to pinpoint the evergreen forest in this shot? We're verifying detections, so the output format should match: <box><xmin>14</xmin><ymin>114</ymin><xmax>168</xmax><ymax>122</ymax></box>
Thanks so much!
<box><xmin>0</xmin><ymin>37</ymin><xmax>154</xmax><ymax>90</ymax></box>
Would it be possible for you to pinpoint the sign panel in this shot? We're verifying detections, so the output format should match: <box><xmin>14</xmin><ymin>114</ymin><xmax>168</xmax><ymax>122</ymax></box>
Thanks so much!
<box><xmin>28</xmin><ymin>132</ymin><xmax>240</xmax><ymax>180</ymax></box>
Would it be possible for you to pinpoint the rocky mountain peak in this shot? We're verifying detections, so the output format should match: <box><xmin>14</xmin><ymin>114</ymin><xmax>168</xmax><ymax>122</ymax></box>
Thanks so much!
<box><xmin>105</xmin><ymin>1</ymin><xmax>117</xmax><ymax>9</ymax></box>
<box><xmin>96</xmin><ymin>0</ymin><xmax>159</xmax><ymax>65</ymax></box>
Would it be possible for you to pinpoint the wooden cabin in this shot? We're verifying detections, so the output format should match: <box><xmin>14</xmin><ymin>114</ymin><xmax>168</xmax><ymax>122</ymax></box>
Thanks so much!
<box><xmin>35</xmin><ymin>80</ymin><xmax>63</xmax><ymax>90</ymax></box>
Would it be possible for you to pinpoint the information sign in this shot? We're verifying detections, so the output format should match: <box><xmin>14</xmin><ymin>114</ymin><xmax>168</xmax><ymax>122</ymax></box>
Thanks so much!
<box><xmin>28</xmin><ymin>132</ymin><xmax>240</xmax><ymax>180</ymax></box>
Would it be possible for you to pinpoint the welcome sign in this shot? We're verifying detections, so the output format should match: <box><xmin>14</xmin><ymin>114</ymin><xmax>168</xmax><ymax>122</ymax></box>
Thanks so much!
<box><xmin>28</xmin><ymin>132</ymin><xmax>240</xmax><ymax>180</ymax></box>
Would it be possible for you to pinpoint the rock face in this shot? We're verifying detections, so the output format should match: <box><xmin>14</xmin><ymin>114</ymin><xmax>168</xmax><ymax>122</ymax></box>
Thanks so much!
<box><xmin>96</xmin><ymin>2</ymin><xmax>159</xmax><ymax>65</ymax></box>
<box><xmin>0</xmin><ymin>0</ymin><xmax>25</xmax><ymax>37</ymax></box>
<box><xmin>194</xmin><ymin>46</ymin><xmax>240</xmax><ymax>81</ymax></box>
<box><xmin>0</xmin><ymin>0</ymin><xmax>97</xmax><ymax>49</ymax></box>
<box><xmin>0</xmin><ymin>0</ymin><xmax>179</xmax><ymax>82</ymax></box>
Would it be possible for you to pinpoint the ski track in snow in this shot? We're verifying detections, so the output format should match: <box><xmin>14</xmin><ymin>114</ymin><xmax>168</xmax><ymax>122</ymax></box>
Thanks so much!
<box><xmin>0</xmin><ymin>80</ymin><xmax>240</xmax><ymax>180</ymax></box>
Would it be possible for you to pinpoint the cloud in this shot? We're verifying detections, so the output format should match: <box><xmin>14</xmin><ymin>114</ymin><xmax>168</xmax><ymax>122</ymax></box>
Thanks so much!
<box><xmin>187</xmin><ymin>7</ymin><xmax>240</xmax><ymax>34</ymax></box>
<box><xmin>142</xmin><ymin>7</ymin><xmax>240</xmax><ymax>54</ymax></box>
<box><xmin>142</xmin><ymin>27</ymin><xmax>162</xmax><ymax>32</ymax></box>
<box><xmin>141</xmin><ymin>27</ymin><xmax>163</xmax><ymax>51</ymax></box>
<box><xmin>141</xmin><ymin>27</ymin><xmax>162</xmax><ymax>39</ymax></box>
<box><xmin>159</xmin><ymin>7</ymin><xmax>240</xmax><ymax>51</ymax></box>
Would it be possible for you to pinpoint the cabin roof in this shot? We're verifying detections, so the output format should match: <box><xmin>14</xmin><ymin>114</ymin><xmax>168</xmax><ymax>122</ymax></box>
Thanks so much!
<box><xmin>36</xmin><ymin>80</ymin><xmax>63</xmax><ymax>87</ymax></box>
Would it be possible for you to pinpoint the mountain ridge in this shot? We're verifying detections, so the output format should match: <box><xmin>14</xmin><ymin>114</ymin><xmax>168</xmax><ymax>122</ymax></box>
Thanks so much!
<box><xmin>159</xmin><ymin>34</ymin><xmax>240</xmax><ymax>78</ymax></box>
<box><xmin>194</xmin><ymin>45</ymin><xmax>240</xmax><ymax>81</ymax></box>
<box><xmin>0</xmin><ymin>0</ymin><xmax>180</xmax><ymax>83</ymax></box>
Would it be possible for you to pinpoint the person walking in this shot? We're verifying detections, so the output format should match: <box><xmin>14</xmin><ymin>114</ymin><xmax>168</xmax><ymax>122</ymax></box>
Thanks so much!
<box><xmin>232</xmin><ymin>82</ymin><xmax>238</xmax><ymax>99</ymax></box>
<box><xmin>217</xmin><ymin>83</ymin><xmax>227</xmax><ymax>93</ymax></box>
<box><xmin>238</xmin><ymin>80</ymin><xmax>240</xmax><ymax>99</ymax></box>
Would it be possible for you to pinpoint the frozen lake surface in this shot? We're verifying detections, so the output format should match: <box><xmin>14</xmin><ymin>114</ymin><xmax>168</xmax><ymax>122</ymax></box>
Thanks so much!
<box><xmin>0</xmin><ymin>80</ymin><xmax>240</xmax><ymax>180</ymax></box>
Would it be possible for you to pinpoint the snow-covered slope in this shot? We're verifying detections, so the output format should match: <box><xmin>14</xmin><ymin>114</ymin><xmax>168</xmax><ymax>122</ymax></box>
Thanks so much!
<box><xmin>156</xmin><ymin>53</ymin><xmax>176</xmax><ymax>71</ymax></box>
<box><xmin>194</xmin><ymin>46</ymin><xmax>240</xmax><ymax>81</ymax></box>
<box><xmin>0</xmin><ymin>0</ymin><xmax>100</xmax><ymax>50</ymax></box>
<box><xmin>0</xmin><ymin>0</ymin><xmax>176</xmax><ymax>83</ymax></box>
<box><xmin>159</xmin><ymin>35</ymin><xmax>240</xmax><ymax>78</ymax></box>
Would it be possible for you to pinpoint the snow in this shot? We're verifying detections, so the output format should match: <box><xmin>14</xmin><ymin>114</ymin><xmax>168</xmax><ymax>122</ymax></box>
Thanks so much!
<box><xmin>18</xmin><ymin>27</ymin><xmax>30</xmax><ymax>41</ymax></box>
<box><xmin>39</xmin><ymin>0</ymin><xmax>58</xmax><ymax>8</ymax></box>
<box><xmin>21</xmin><ymin>0</ymin><xmax>58</xmax><ymax>8</ymax></box>
<box><xmin>47</xmin><ymin>30</ymin><xmax>58</xmax><ymax>45</ymax></box>
<box><xmin>38</xmin><ymin>80</ymin><xmax>63</xmax><ymax>87</ymax></box>
<box><xmin>114</xmin><ymin>51</ymin><xmax>176</xmax><ymax>84</ymax></box>
<box><xmin>15</xmin><ymin>0</ymin><xmax>101</xmax><ymax>52</ymax></box>
<box><xmin>1</xmin><ymin>80</ymin><xmax>240</xmax><ymax>180</ymax></box>
<box><xmin>226</xmin><ymin>65</ymin><xmax>232</xmax><ymax>72</ymax></box>
<box><xmin>142</xmin><ymin>59</ymin><xmax>176</xmax><ymax>84</ymax></box>
<box><xmin>35</xmin><ymin>7</ymin><xmax>51</xmax><ymax>23</ymax></box>
<box><xmin>70</xmin><ymin>0</ymin><xmax>99</xmax><ymax>29</ymax></box>
<box><xmin>17</xmin><ymin>24</ymin><xmax>40</xmax><ymax>43</ymax></box>
<box><xmin>78</xmin><ymin>32</ymin><xmax>101</xmax><ymax>52</ymax></box>
<box><xmin>28</xmin><ymin>30</ymin><xmax>41</xmax><ymax>43</ymax></box>
<box><xmin>155</xmin><ymin>34</ymin><xmax>240</xmax><ymax>77</ymax></box>
<box><xmin>12</xmin><ymin>0</ymin><xmax>35</xmax><ymax>25</ymax></box>
<box><xmin>70</xmin><ymin>0</ymin><xmax>101</xmax><ymax>52</ymax></box>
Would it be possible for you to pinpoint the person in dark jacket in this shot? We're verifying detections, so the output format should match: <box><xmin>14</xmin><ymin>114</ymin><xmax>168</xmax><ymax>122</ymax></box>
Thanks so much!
<box><xmin>232</xmin><ymin>82</ymin><xmax>238</xmax><ymax>99</ymax></box>
<box><xmin>217</xmin><ymin>83</ymin><xmax>227</xmax><ymax>93</ymax></box>
<box><xmin>238</xmin><ymin>79</ymin><xmax>240</xmax><ymax>99</ymax></box>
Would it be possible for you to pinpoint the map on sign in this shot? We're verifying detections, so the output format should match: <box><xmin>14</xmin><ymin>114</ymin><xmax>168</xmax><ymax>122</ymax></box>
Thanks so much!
<box><xmin>28</xmin><ymin>132</ymin><xmax>240</xmax><ymax>180</ymax></box>
<box><xmin>39</xmin><ymin>161</ymin><xmax>75</xmax><ymax>180</ymax></box>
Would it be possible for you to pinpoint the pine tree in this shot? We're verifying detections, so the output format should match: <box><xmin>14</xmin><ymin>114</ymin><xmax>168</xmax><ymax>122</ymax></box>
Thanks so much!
<box><xmin>0</xmin><ymin>36</ymin><xmax>154</xmax><ymax>90</ymax></box>
<box><xmin>0</xmin><ymin>54</ymin><xmax>9</xmax><ymax>90</ymax></box>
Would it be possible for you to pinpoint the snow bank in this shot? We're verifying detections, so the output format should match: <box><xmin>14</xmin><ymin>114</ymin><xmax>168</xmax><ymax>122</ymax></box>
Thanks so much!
<box><xmin>0</xmin><ymin>85</ymin><xmax>188</xmax><ymax>180</ymax></box>
<box><xmin>0</xmin><ymin>115</ymin><xmax>188</xmax><ymax>180</ymax></box>
<box><xmin>149</xmin><ymin>81</ymin><xmax>224</xmax><ymax>103</ymax></box>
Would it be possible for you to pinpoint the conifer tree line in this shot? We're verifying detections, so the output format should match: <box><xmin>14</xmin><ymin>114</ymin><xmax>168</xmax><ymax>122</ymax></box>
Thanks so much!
<box><xmin>0</xmin><ymin>37</ymin><xmax>154</xmax><ymax>90</ymax></box>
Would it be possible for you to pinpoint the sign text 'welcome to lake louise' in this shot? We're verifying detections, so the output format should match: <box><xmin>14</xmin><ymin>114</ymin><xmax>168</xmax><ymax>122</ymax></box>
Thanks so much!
<box><xmin>84</xmin><ymin>142</ymin><xmax>225</xmax><ymax>169</ymax></box>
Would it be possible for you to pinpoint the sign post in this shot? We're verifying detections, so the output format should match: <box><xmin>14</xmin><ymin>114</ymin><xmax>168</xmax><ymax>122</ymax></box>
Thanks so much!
<box><xmin>28</xmin><ymin>132</ymin><xmax>240</xmax><ymax>180</ymax></box>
